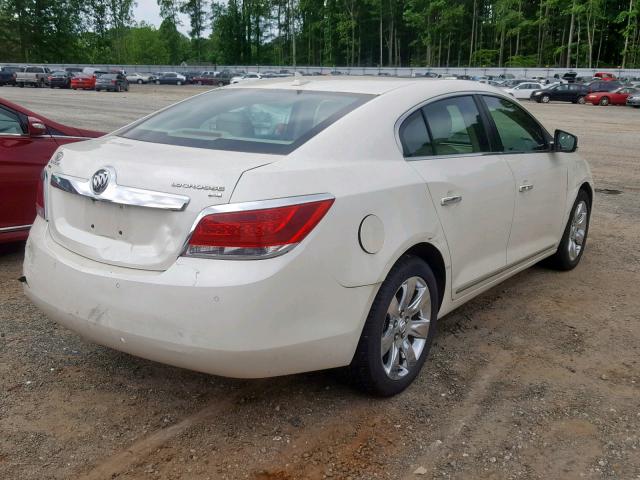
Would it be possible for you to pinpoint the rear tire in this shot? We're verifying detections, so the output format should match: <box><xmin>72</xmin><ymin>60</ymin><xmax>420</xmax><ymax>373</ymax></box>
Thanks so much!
<box><xmin>137</xmin><ymin>79</ymin><xmax>143</xmax><ymax>84</ymax></box>
<box><xmin>348</xmin><ymin>255</ymin><xmax>439</xmax><ymax>396</ymax></box>
<box><xmin>577</xmin><ymin>96</ymin><xmax>586</xmax><ymax>104</ymax></box>
<box><xmin>546</xmin><ymin>189</ymin><xmax>591</xmax><ymax>271</ymax></box>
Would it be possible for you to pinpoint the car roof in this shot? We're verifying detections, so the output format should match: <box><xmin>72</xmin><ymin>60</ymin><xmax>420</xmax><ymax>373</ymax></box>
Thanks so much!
<box><xmin>228</xmin><ymin>77</ymin><xmax>497</xmax><ymax>96</ymax></box>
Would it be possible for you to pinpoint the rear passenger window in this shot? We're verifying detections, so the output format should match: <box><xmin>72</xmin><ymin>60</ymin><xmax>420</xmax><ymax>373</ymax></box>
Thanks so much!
<box><xmin>399</xmin><ymin>110</ymin><xmax>432</xmax><ymax>157</ymax></box>
<box><xmin>483</xmin><ymin>96</ymin><xmax>547</xmax><ymax>152</ymax></box>
<box><xmin>422</xmin><ymin>96</ymin><xmax>489</xmax><ymax>155</ymax></box>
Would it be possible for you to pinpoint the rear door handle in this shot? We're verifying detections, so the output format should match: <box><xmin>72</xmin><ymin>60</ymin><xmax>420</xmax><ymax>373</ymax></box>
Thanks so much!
<box><xmin>519</xmin><ymin>184</ymin><xmax>534</xmax><ymax>192</ymax></box>
<box><xmin>440</xmin><ymin>195</ymin><xmax>462</xmax><ymax>206</ymax></box>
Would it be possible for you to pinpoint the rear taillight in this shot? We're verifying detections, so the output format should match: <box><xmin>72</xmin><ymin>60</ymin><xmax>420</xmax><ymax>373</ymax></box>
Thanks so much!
<box><xmin>184</xmin><ymin>196</ymin><xmax>334</xmax><ymax>259</ymax></box>
<box><xmin>36</xmin><ymin>169</ymin><xmax>46</xmax><ymax>219</ymax></box>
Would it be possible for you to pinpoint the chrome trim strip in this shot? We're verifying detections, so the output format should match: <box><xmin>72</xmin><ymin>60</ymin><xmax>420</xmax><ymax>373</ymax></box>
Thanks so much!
<box><xmin>456</xmin><ymin>245</ymin><xmax>556</xmax><ymax>295</ymax></box>
<box><xmin>0</xmin><ymin>224</ymin><xmax>32</xmax><ymax>233</ymax></box>
<box><xmin>50</xmin><ymin>169</ymin><xmax>190</xmax><ymax>211</ymax></box>
<box><xmin>180</xmin><ymin>193</ymin><xmax>335</xmax><ymax>260</ymax></box>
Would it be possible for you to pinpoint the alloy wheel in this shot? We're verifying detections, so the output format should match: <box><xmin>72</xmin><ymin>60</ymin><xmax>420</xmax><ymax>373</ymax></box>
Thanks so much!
<box><xmin>568</xmin><ymin>201</ymin><xmax>588</xmax><ymax>261</ymax></box>
<box><xmin>381</xmin><ymin>276</ymin><xmax>431</xmax><ymax>380</ymax></box>
<box><xmin>542</xmin><ymin>95</ymin><xmax>550</xmax><ymax>103</ymax></box>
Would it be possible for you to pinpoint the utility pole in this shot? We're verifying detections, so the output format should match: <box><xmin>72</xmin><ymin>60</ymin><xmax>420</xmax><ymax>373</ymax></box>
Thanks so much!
<box><xmin>291</xmin><ymin>0</ymin><xmax>296</xmax><ymax>69</ymax></box>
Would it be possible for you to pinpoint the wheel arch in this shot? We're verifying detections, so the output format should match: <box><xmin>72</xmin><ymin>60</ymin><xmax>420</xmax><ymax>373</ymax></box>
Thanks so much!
<box><xmin>400</xmin><ymin>242</ymin><xmax>447</xmax><ymax>309</ymax></box>
<box><xmin>580</xmin><ymin>181</ymin><xmax>593</xmax><ymax>206</ymax></box>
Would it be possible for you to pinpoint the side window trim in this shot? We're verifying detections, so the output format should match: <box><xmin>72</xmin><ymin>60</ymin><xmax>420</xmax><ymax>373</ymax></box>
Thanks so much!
<box><xmin>477</xmin><ymin>94</ymin><xmax>552</xmax><ymax>154</ymax></box>
<box><xmin>473</xmin><ymin>94</ymin><xmax>502</xmax><ymax>153</ymax></box>
<box><xmin>418</xmin><ymin>108</ymin><xmax>436</xmax><ymax>156</ymax></box>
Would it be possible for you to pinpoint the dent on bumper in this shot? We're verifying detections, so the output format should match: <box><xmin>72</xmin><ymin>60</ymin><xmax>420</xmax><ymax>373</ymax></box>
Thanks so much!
<box><xmin>23</xmin><ymin>219</ymin><xmax>376</xmax><ymax>378</ymax></box>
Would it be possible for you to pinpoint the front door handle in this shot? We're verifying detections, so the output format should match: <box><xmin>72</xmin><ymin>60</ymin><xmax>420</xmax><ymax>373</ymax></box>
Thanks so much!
<box><xmin>519</xmin><ymin>184</ymin><xmax>534</xmax><ymax>192</ymax></box>
<box><xmin>441</xmin><ymin>195</ymin><xmax>462</xmax><ymax>206</ymax></box>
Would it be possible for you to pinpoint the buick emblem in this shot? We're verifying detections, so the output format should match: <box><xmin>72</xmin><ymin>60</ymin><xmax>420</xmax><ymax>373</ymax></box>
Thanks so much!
<box><xmin>91</xmin><ymin>169</ymin><xmax>110</xmax><ymax>194</ymax></box>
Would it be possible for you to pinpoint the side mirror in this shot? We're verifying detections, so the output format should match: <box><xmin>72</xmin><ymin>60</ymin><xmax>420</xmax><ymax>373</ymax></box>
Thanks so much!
<box><xmin>553</xmin><ymin>129</ymin><xmax>578</xmax><ymax>153</ymax></box>
<box><xmin>28</xmin><ymin>116</ymin><xmax>47</xmax><ymax>137</ymax></box>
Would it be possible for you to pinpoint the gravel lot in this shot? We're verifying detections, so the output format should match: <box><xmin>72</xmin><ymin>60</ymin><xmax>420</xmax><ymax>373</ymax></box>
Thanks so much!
<box><xmin>1</xmin><ymin>84</ymin><xmax>639</xmax><ymax>480</ymax></box>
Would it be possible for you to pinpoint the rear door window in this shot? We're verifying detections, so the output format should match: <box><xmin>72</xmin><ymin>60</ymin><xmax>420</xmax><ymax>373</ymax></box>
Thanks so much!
<box><xmin>421</xmin><ymin>96</ymin><xmax>490</xmax><ymax>155</ymax></box>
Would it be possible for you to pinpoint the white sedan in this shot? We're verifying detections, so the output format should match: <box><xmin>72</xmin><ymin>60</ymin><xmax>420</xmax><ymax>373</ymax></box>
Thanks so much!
<box><xmin>230</xmin><ymin>72</ymin><xmax>262</xmax><ymax>84</ymax></box>
<box><xmin>504</xmin><ymin>81</ymin><xmax>545</xmax><ymax>99</ymax></box>
<box><xmin>24</xmin><ymin>80</ymin><xmax>593</xmax><ymax>396</ymax></box>
<box><xmin>126</xmin><ymin>72</ymin><xmax>152</xmax><ymax>84</ymax></box>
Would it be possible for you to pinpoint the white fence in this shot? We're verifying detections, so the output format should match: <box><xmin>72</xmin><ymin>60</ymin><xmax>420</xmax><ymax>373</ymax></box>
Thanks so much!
<box><xmin>3</xmin><ymin>63</ymin><xmax>640</xmax><ymax>78</ymax></box>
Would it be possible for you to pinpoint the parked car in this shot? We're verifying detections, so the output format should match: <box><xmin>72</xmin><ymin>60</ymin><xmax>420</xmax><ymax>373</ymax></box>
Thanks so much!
<box><xmin>71</xmin><ymin>71</ymin><xmax>107</xmax><ymax>90</ymax></box>
<box><xmin>16</xmin><ymin>66</ymin><xmax>51</xmax><ymax>88</ymax></box>
<box><xmin>586</xmin><ymin>80</ymin><xmax>623</xmax><ymax>94</ymax></box>
<box><xmin>65</xmin><ymin>67</ymin><xmax>84</xmax><ymax>74</ymax></box>
<box><xmin>530</xmin><ymin>83</ymin><xmax>589</xmax><ymax>103</ymax></box>
<box><xmin>0</xmin><ymin>97</ymin><xmax>103</xmax><ymax>244</ymax></box>
<box><xmin>560</xmin><ymin>71</ymin><xmax>578</xmax><ymax>83</ymax></box>
<box><xmin>585</xmin><ymin>87</ymin><xmax>638</xmax><ymax>106</ymax></box>
<box><xmin>594</xmin><ymin>72</ymin><xmax>617</xmax><ymax>81</ymax></box>
<box><xmin>23</xmin><ymin>80</ymin><xmax>593</xmax><ymax>396</ymax></box>
<box><xmin>154</xmin><ymin>72</ymin><xmax>187</xmax><ymax>85</ymax></box>
<box><xmin>95</xmin><ymin>73</ymin><xmax>129</xmax><ymax>92</ymax></box>
<box><xmin>230</xmin><ymin>72</ymin><xmax>262</xmax><ymax>84</ymax></box>
<box><xmin>48</xmin><ymin>71</ymin><xmax>73</xmax><ymax>89</ymax></box>
<box><xmin>504</xmin><ymin>82</ymin><xmax>544</xmax><ymax>99</ymax></box>
<box><xmin>0</xmin><ymin>66</ymin><xmax>22</xmax><ymax>86</ymax></box>
<box><xmin>183</xmin><ymin>71</ymin><xmax>203</xmax><ymax>84</ymax></box>
<box><xmin>192</xmin><ymin>73</ymin><xmax>218</xmax><ymax>85</ymax></box>
<box><xmin>126</xmin><ymin>72</ymin><xmax>152</xmax><ymax>84</ymax></box>
<box><xmin>627</xmin><ymin>93</ymin><xmax>640</xmax><ymax>107</ymax></box>
<box><xmin>214</xmin><ymin>70</ymin><xmax>238</xmax><ymax>86</ymax></box>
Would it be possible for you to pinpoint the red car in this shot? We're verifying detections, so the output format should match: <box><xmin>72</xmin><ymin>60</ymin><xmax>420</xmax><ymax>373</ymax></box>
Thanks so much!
<box><xmin>70</xmin><ymin>73</ymin><xmax>97</xmax><ymax>90</ymax></box>
<box><xmin>594</xmin><ymin>72</ymin><xmax>617</xmax><ymax>81</ymax></box>
<box><xmin>585</xmin><ymin>87</ymin><xmax>639</xmax><ymax>106</ymax></box>
<box><xmin>0</xmin><ymin>98</ymin><xmax>103</xmax><ymax>243</ymax></box>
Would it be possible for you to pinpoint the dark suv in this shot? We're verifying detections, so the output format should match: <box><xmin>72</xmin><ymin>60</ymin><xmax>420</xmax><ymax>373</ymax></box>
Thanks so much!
<box><xmin>95</xmin><ymin>73</ymin><xmax>129</xmax><ymax>92</ymax></box>
<box><xmin>0</xmin><ymin>66</ymin><xmax>22</xmax><ymax>86</ymax></box>
<box><xmin>530</xmin><ymin>83</ymin><xmax>589</xmax><ymax>104</ymax></box>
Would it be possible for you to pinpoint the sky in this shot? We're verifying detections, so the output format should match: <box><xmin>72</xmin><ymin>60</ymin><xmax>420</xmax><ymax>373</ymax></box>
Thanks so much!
<box><xmin>133</xmin><ymin>0</ymin><xmax>205</xmax><ymax>36</ymax></box>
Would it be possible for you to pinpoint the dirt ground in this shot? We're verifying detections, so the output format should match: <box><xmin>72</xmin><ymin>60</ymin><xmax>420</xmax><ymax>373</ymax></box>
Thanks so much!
<box><xmin>1</xmin><ymin>84</ymin><xmax>639</xmax><ymax>480</ymax></box>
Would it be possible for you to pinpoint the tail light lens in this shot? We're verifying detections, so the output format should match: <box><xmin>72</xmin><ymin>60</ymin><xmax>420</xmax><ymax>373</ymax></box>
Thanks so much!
<box><xmin>36</xmin><ymin>169</ymin><xmax>46</xmax><ymax>219</ymax></box>
<box><xmin>184</xmin><ymin>196</ymin><xmax>334</xmax><ymax>259</ymax></box>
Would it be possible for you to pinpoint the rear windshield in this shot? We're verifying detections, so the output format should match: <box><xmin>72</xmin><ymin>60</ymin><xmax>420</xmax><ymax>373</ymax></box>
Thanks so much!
<box><xmin>119</xmin><ymin>88</ymin><xmax>372</xmax><ymax>154</ymax></box>
<box><xmin>101</xmin><ymin>74</ymin><xmax>117</xmax><ymax>79</ymax></box>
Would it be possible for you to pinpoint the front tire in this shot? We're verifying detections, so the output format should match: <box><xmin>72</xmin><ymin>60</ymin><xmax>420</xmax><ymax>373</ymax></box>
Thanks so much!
<box><xmin>349</xmin><ymin>255</ymin><xmax>439</xmax><ymax>396</ymax></box>
<box><xmin>541</xmin><ymin>95</ymin><xmax>550</xmax><ymax>103</ymax></box>
<box><xmin>599</xmin><ymin>97</ymin><xmax>610</xmax><ymax>106</ymax></box>
<box><xmin>546</xmin><ymin>190</ymin><xmax>591</xmax><ymax>270</ymax></box>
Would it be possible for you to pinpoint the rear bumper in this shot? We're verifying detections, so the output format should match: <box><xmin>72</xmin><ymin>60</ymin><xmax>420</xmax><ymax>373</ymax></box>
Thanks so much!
<box><xmin>23</xmin><ymin>218</ymin><xmax>375</xmax><ymax>378</ymax></box>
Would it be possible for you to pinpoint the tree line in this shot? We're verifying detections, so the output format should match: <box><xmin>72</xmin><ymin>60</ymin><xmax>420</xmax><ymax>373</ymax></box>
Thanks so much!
<box><xmin>1</xmin><ymin>0</ymin><xmax>639</xmax><ymax>68</ymax></box>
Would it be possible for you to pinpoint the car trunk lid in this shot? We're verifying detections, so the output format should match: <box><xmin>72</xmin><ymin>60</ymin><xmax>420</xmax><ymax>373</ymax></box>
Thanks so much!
<box><xmin>47</xmin><ymin>136</ymin><xmax>276</xmax><ymax>271</ymax></box>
